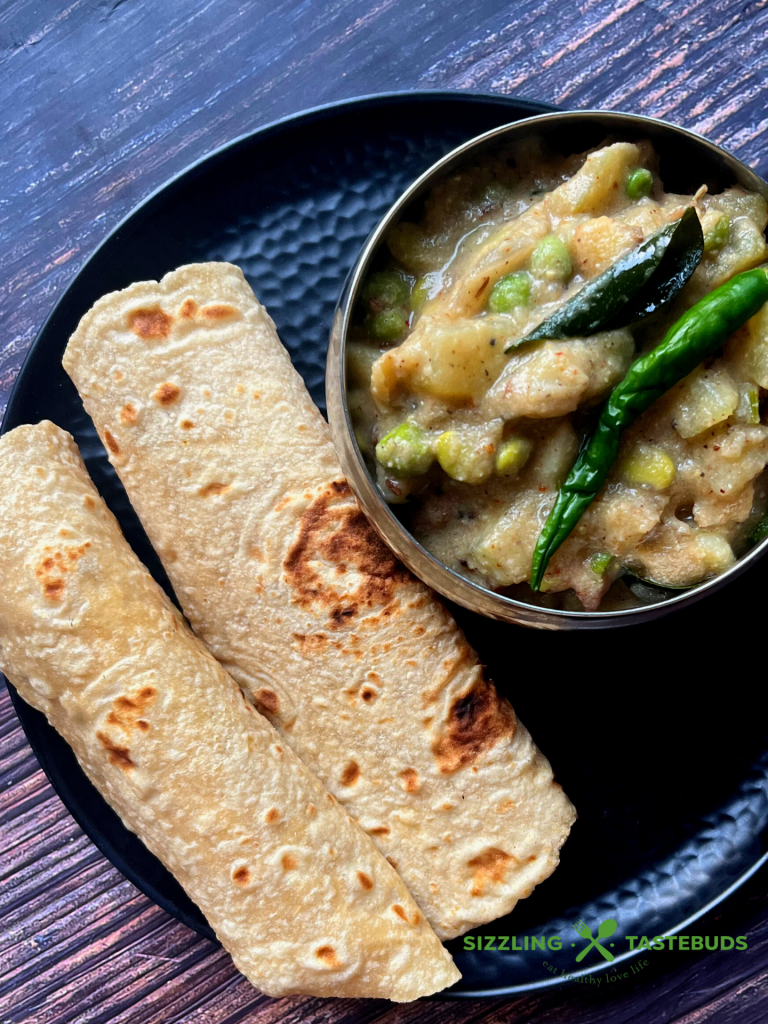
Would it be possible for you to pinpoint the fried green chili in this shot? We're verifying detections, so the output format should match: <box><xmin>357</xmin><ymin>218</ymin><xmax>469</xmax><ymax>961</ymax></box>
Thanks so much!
<box><xmin>507</xmin><ymin>207</ymin><xmax>704</xmax><ymax>352</ymax></box>
<box><xmin>530</xmin><ymin>266</ymin><xmax>768</xmax><ymax>591</ymax></box>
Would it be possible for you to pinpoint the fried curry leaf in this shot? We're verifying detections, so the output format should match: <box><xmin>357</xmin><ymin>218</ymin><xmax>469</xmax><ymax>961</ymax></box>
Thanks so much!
<box><xmin>505</xmin><ymin>207</ymin><xmax>704</xmax><ymax>352</ymax></box>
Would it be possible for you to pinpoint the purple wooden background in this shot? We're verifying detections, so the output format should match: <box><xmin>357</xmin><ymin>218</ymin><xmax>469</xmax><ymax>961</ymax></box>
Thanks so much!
<box><xmin>3</xmin><ymin>1</ymin><xmax>768</xmax><ymax>1021</ymax></box>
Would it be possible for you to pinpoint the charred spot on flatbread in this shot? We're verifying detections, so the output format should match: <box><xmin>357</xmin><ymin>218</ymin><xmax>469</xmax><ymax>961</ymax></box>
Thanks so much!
<box><xmin>467</xmin><ymin>848</ymin><xmax>514</xmax><ymax>897</ymax></box>
<box><xmin>201</xmin><ymin>303</ymin><xmax>237</xmax><ymax>320</ymax></box>
<box><xmin>154</xmin><ymin>382</ymin><xmax>181</xmax><ymax>405</ymax></box>
<box><xmin>103</xmin><ymin>429</ymin><xmax>121</xmax><ymax>456</ymax></box>
<box><xmin>432</xmin><ymin>675</ymin><xmax>516</xmax><ymax>774</ymax></box>
<box><xmin>35</xmin><ymin>543</ymin><xmax>91</xmax><ymax>601</ymax></box>
<box><xmin>129</xmin><ymin>307</ymin><xmax>173</xmax><ymax>339</ymax></box>
<box><xmin>357</xmin><ymin>871</ymin><xmax>374</xmax><ymax>890</ymax></box>
<box><xmin>315</xmin><ymin>945</ymin><xmax>342</xmax><ymax>969</ymax></box>
<box><xmin>283</xmin><ymin>480</ymin><xmax>409</xmax><ymax>629</ymax></box>
<box><xmin>199</xmin><ymin>482</ymin><xmax>230</xmax><ymax>498</ymax></box>
<box><xmin>106</xmin><ymin>686</ymin><xmax>156</xmax><ymax>733</ymax></box>
<box><xmin>232</xmin><ymin>865</ymin><xmax>250</xmax><ymax>886</ymax></box>
<box><xmin>119</xmin><ymin>403</ymin><xmax>137</xmax><ymax>424</ymax></box>
<box><xmin>340</xmin><ymin>761</ymin><xmax>361</xmax><ymax>786</ymax></box>
<box><xmin>254</xmin><ymin>687</ymin><xmax>280</xmax><ymax>715</ymax></box>
<box><xmin>96</xmin><ymin>731</ymin><xmax>135</xmax><ymax>770</ymax></box>
<box><xmin>400</xmin><ymin>768</ymin><xmax>419</xmax><ymax>793</ymax></box>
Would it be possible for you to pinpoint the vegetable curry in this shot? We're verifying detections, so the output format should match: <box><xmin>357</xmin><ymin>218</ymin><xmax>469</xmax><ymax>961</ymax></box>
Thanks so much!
<box><xmin>347</xmin><ymin>139</ymin><xmax>768</xmax><ymax>611</ymax></box>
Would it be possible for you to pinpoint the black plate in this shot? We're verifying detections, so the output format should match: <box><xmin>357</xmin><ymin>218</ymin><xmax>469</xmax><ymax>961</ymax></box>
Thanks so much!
<box><xmin>4</xmin><ymin>92</ymin><xmax>768</xmax><ymax>997</ymax></box>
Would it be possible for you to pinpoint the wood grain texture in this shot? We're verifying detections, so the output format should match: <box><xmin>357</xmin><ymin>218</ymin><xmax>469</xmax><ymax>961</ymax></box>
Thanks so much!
<box><xmin>2</xmin><ymin>0</ymin><xmax>768</xmax><ymax>1020</ymax></box>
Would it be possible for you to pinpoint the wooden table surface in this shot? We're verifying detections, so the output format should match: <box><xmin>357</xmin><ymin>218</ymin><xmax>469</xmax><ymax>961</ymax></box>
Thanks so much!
<box><xmin>3</xmin><ymin>1</ymin><xmax>768</xmax><ymax>1021</ymax></box>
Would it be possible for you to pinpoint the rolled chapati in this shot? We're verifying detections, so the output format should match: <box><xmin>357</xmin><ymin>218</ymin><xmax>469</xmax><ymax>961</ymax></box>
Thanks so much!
<box><xmin>64</xmin><ymin>262</ymin><xmax>576</xmax><ymax>940</ymax></box>
<box><xmin>0</xmin><ymin>421</ymin><xmax>459</xmax><ymax>1000</ymax></box>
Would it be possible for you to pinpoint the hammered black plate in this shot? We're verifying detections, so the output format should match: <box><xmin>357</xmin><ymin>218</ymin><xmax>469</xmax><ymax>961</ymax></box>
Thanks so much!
<box><xmin>5</xmin><ymin>92</ymin><xmax>768</xmax><ymax>997</ymax></box>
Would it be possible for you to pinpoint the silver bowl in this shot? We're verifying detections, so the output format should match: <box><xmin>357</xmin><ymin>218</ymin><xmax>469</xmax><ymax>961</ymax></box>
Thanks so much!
<box><xmin>326</xmin><ymin>110</ymin><xmax>768</xmax><ymax>629</ymax></box>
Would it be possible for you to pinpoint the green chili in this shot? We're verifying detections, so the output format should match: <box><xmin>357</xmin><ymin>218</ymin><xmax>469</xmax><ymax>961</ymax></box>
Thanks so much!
<box><xmin>530</xmin><ymin>266</ymin><xmax>768</xmax><ymax>590</ymax></box>
<box><xmin>507</xmin><ymin>207</ymin><xmax>704</xmax><ymax>353</ymax></box>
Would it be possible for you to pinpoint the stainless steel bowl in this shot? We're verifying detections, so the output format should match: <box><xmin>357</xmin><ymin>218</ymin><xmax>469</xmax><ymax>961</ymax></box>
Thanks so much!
<box><xmin>326</xmin><ymin>110</ymin><xmax>768</xmax><ymax>629</ymax></box>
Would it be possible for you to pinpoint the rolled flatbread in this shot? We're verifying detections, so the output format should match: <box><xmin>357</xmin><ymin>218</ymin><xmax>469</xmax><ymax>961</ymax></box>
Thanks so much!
<box><xmin>64</xmin><ymin>262</ymin><xmax>576</xmax><ymax>939</ymax></box>
<box><xmin>0</xmin><ymin>421</ymin><xmax>459</xmax><ymax>1000</ymax></box>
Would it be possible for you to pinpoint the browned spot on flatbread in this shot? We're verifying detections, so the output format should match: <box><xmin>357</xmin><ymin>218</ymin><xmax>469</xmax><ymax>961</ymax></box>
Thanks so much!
<box><xmin>201</xmin><ymin>303</ymin><xmax>236</xmax><ymax>319</ymax></box>
<box><xmin>154</xmin><ymin>382</ymin><xmax>181</xmax><ymax>405</ymax></box>
<box><xmin>432</xmin><ymin>675</ymin><xmax>516</xmax><ymax>774</ymax></box>
<box><xmin>96</xmin><ymin>731</ymin><xmax>134</xmax><ymax>770</ymax></box>
<box><xmin>386</xmin><ymin>856</ymin><xmax>398</xmax><ymax>869</ymax></box>
<box><xmin>292</xmin><ymin>632</ymin><xmax>328</xmax><ymax>654</ymax></box>
<box><xmin>265</xmin><ymin>808</ymin><xmax>280</xmax><ymax>823</ymax></box>
<box><xmin>130</xmin><ymin>307</ymin><xmax>173</xmax><ymax>339</ymax></box>
<box><xmin>281</xmin><ymin>853</ymin><xmax>297</xmax><ymax>871</ymax></box>
<box><xmin>120</xmin><ymin>403</ymin><xmax>137</xmax><ymax>424</ymax></box>
<box><xmin>103</xmin><ymin>429</ymin><xmax>121</xmax><ymax>455</ymax></box>
<box><xmin>84</xmin><ymin>495</ymin><xmax>96</xmax><ymax>509</ymax></box>
<box><xmin>232</xmin><ymin>866</ymin><xmax>250</xmax><ymax>886</ymax></box>
<box><xmin>360</xmin><ymin>686</ymin><xmax>377</xmax><ymax>703</ymax></box>
<box><xmin>180</xmin><ymin>298</ymin><xmax>197</xmax><ymax>318</ymax></box>
<box><xmin>468</xmin><ymin>848</ymin><xmax>514</xmax><ymax>897</ymax></box>
<box><xmin>307</xmin><ymin>803</ymin><xmax>316</xmax><ymax>817</ymax></box>
<box><xmin>254</xmin><ymin>687</ymin><xmax>280</xmax><ymax>715</ymax></box>
<box><xmin>283</xmin><ymin>480</ymin><xmax>409</xmax><ymax>629</ymax></box>
<box><xmin>35</xmin><ymin>543</ymin><xmax>91</xmax><ymax>601</ymax></box>
<box><xmin>106</xmin><ymin>686</ymin><xmax>156</xmax><ymax>734</ymax></box>
<box><xmin>315</xmin><ymin>946</ymin><xmax>342</xmax><ymax>969</ymax></box>
<box><xmin>340</xmin><ymin>761</ymin><xmax>360</xmax><ymax>786</ymax></box>
<box><xmin>199</xmin><ymin>482</ymin><xmax>230</xmax><ymax>497</ymax></box>
<box><xmin>180</xmin><ymin>419</ymin><xmax>194</xmax><ymax>430</ymax></box>
<box><xmin>400</xmin><ymin>768</ymin><xmax>419</xmax><ymax>793</ymax></box>
<box><xmin>392</xmin><ymin>904</ymin><xmax>408</xmax><ymax>922</ymax></box>
<box><xmin>370</xmin><ymin>826</ymin><xmax>390</xmax><ymax>836</ymax></box>
<box><xmin>357</xmin><ymin>871</ymin><xmax>374</xmax><ymax>890</ymax></box>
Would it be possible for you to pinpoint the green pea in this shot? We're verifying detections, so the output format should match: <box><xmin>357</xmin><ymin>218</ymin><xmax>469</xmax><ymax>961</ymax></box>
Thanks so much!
<box><xmin>412</xmin><ymin>272</ymin><xmax>439</xmax><ymax>312</ymax></box>
<box><xmin>370</xmin><ymin>308</ymin><xmax>408</xmax><ymax>341</ymax></box>
<box><xmin>704</xmin><ymin>213</ymin><xmax>731</xmax><ymax>253</ymax></box>
<box><xmin>363</xmin><ymin>270</ymin><xmax>411</xmax><ymax>310</ymax></box>
<box><xmin>495</xmin><ymin>436</ymin><xmax>533</xmax><ymax>477</ymax></box>
<box><xmin>626</xmin><ymin>167</ymin><xmax>653</xmax><ymax>200</ymax></box>
<box><xmin>488</xmin><ymin>272</ymin><xmax>531</xmax><ymax>314</ymax></box>
<box><xmin>375</xmin><ymin>421</ymin><xmax>433</xmax><ymax>476</ymax></box>
<box><xmin>589</xmin><ymin>551</ymin><xmax>614</xmax><ymax>576</ymax></box>
<box><xmin>436</xmin><ymin>430</ymin><xmax>491</xmax><ymax>484</ymax></box>
<box><xmin>530</xmin><ymin>235</ymin><xmax>572</xmax><ymax>281</ymax></box>
<box><xmin>387</xmin><ymin>222</ymin><xmax>431</xmax><ymax>274</ymax></box>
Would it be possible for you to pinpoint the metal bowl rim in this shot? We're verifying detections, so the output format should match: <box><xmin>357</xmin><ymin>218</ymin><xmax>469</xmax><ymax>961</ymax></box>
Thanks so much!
<box><xmin>327</xmin><ymin>108</ymin><xmax>768</xmax><ymax>629</ymax></box>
